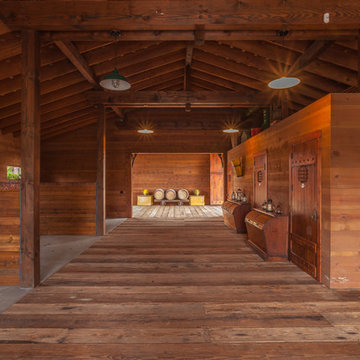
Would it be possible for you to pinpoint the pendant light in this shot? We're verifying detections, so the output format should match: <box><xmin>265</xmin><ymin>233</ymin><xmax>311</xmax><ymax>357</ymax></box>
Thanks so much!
<box><xmin>223</xmin><ymin>128</ymin><xmax>239</xmax><ymax>133</ymax></box>
<box><xmin>137</xmin><ymin>129</ymin><xmax>154</xmax><ymax>134</ymax></box>
<box><xmin>268</xmin><ymin>77</ymin><xmax>300</xmax><ymax>89</ymax></box>
<box><xmin>100</xmin><ymin>32</ymin><xmax>131</xmax><ymax>91</ymax></box>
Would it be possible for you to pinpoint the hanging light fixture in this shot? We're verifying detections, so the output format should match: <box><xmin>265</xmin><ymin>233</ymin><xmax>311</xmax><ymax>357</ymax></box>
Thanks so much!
<box><xmin>268</xmin><ymin>77</ymin><xmax>300</xmax><ymax>89</ymax></box>
<box><xmin>223</xmin><ymin>128</ymin><xmax>239</xmax><ymax>133</ymax></box>
<box><xmin>137</xmin><ymin>129</ymin><xmax>154</xmax><ymax>134</ymax></box>
<box><xmin>100</xmin><ymin>31</ymin><xmax>131</xmax><ymax>91</ymax></box>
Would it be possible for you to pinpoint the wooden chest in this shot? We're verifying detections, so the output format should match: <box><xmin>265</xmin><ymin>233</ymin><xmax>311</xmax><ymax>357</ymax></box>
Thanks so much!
<box><xmin>189</xmin><ymin>195</ymin><xmax>205</xmax><ymax>206</ymax></box>
<box><xmin>222</xmin><ymin>200</ymin><xmax>251</xmax><ymax>233</ymax></box>
<box><xmin>245</xmin><ymin>209</ymin><xmax>289</xmax><ymax>261</ymax></box>
<box><xmin>137</xmin><ymin>195</ymin><xmax>154</xmax><ymax>206</ymax></box>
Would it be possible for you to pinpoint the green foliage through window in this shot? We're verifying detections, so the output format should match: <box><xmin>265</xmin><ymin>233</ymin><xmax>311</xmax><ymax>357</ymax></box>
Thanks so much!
<box><xmin>7</xmin><ymin>166</ymin><xmax>21</xmax><ymax>180</ymax></box>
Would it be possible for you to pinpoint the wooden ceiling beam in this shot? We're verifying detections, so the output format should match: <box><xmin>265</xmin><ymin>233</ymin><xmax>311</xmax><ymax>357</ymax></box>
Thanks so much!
<box><xmin>86</xmin><ymin>90</ymin><xmax>269</xmax><ymax>107</ymax></box>
<box><xmin>0</xmin><ymin>42</ymin><xmax>171</xmax><ymax>97</ymax></box>
<box><xmin>54</xmin><ymin>39</ymin><xmax>122</xmax><ymax>117</ymax></box>
<box><xmin>191</xmin><ymin>70</ymin><xmax>258</xmax><ymax>93</ymax></box>
<box><xmin>128</xmin><ymin>61</ymin><xmax>184</xmax><ymax>86</ymax></box>
<box><xmin>41</xmin><ymin>118</ymin><xmax>98</xmax><ymax>141</ymax></box>
<box><xmin>2</xmin><ymin>1</ymin><xmax>360</xmax><ymax>30</ymax></box>
<box><xmin>0</xmin><ymin>19</ymin><xmax>11</xmax><ymax>36</ymax></box>
<box><xmin>204</xmin><ymin>41</ymin><xmax>348</xmax><ymax>92</ymax></box>
<box><xmin>54</xmin><ymin>41</ymin><xmax>99</xmax><ymax>87</ymax></box>
<box><xmin>42</xmin><ymin>30</ymin><xmax>358</xmax><ymax>42</ymax></box>
<box><xmin>132</xmin><ymin>70</ymin><xmax>184</xmax><ymax>91</ymax></box>
<box><xmin>2</xmin><ymin>101</ymin><xmax>91</xmax><ymax>134</ymax></box>
<box><xmin>193</xmin><ymin>48</ymin><xmax>326</xmax><ymax>101</ymax></box>
<box><xmin>0</xmin><ymin>93</ymin><xmax>86</xmax><ymax>127</ymax></box>
<box><xmin>288</xmin><ymin>40</ymin><xmax>333</xmax><ymax>74</ymax></box>
<box><xmin>184</xmin><ymin>43</ymin><xmax>193</xmax><ymax>91</ymax></box>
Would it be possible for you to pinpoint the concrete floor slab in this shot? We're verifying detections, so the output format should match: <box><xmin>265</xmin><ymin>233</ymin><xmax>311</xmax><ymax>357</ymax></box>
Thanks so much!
<box><xmin>0</xmin><ymin>218</ymin><xmax>126</xmax><ymax>313</ymax></box>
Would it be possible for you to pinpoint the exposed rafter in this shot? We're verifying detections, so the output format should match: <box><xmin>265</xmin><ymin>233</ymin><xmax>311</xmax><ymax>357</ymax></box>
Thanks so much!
<box><xmin>288</xmin><ymin>40</ymin><xmax>333</xmax><ymax>75</ymax></box>
<box><xmin>54</xmin><ymin>41</ymin><xmax>98</xmax><ymax>87</ymax></box>
<box><xmin>54</xmin><ymin>40</ymin><xmax>122</xmax><ymax>117</ymax></box>
<box><xmin>184</xmin><ymin>44</ymin><xmax>193</xmax><ymax>91</ymax></box>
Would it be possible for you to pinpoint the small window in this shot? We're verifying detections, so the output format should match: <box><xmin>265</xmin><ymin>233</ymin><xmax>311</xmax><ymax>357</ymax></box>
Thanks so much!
<box><xmin>7</xmin><ymin>166</ymin><xmax>21</xmax><ymax>180</ymax></box>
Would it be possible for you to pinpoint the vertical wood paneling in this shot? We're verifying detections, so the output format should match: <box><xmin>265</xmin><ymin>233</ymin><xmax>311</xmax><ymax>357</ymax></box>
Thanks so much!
<box><xmin>210</xmin><ymin>153</ymin><xmax>224</xmax><ymax>205</ymax></box>
<box><xmin>228</xmin><ymin>94</ymin><xmax>360</xmax><ymax>289</ymax></box>
<box><xmin>228</xmin><ymin>95</ymin><xmax>332</xmax><ymax>286</ymax></box>
<box><xmin>330</xmin><ymin>93</ymin><xmax>360</xmax><ymax>288</ymax></box>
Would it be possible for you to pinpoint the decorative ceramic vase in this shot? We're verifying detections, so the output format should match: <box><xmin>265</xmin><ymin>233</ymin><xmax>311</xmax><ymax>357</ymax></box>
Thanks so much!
<box><xmin>143</xmin><ymin>189</ymin><xmax>149</xmax><ymax>195</ymax></box>
<box><xmin>194</xmin><ymin>189</ymin><xmax>200</xmax><ymax>196</ymax></box>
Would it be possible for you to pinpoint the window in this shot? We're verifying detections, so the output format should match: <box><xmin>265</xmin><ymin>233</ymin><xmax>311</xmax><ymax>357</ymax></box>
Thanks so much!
<box><xmin>7</xmin><ymin>166</ymin><xmax>21</xmax><ymax>180</ymax></box>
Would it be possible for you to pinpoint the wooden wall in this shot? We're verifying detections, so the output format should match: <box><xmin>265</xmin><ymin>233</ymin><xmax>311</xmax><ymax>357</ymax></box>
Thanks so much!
<box><xmin>41</xmin><ymin>112</ymin><xmax>231</xmax><ymax>219</ymax></box>
<box><xmin>40</xmin><ymin>183</ymin><xmax>96</xmax><ymax>235</ymax></box>
<box><xmin>132</xmin><ymin>154</ymin><xmax>211</xmax><ymax>204</ymax></box>
<box><xmin>227</xmin><ymin>94</ymin><xmax>360</xmax><ymax>289</ymax></box>
<box><xmin>0</xmin><ymin>133</ymin><xmax>20</xmax><ymax>182</ymax></box>
<box><xmin>0</xmin><ymin>133</ymin><xmax>21</xmax><ymax>285</ymax></box>
<box><xmin>0</xmin><ymin>183</ymin><xmax>20</xmax><ymax>285</ymax></box>
<box><xmin>330</xmin><ymin>94</ymin><xmax>360</xmax><ymax>289</ymax></box>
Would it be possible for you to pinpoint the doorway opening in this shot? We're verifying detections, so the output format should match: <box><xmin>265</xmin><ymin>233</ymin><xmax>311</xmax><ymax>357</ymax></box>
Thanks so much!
<box><xmin>131</xmin><ymin>153</ymin><xmax>224</xmax><ymax>219</ymax></box>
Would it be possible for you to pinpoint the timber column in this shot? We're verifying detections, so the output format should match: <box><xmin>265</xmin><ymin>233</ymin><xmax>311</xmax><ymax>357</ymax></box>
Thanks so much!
<box><xmin>20</xmin><ymin>30</ymin><xmax>40</xmax><ymax>288</ymax></box>
<box><xmin>96</xmin><ymin>105</ymin><xmax>106</xmax><ymax>236</ymax></box>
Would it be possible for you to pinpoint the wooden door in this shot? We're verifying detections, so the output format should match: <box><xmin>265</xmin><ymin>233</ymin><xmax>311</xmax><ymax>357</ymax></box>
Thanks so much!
<box><xmin>253</xmin><ymin>152</ymin><xmax>267</xmax><ymax>208</ymax></box>
<box><xmin>289</xmin><ymin>135</ymin><xmax>320</xmax><ymax>280</ymax></box>
<box><xmin>210</xmin><ymin>153</ymin><xmax>224</xmax><ymax>205</ymax></box>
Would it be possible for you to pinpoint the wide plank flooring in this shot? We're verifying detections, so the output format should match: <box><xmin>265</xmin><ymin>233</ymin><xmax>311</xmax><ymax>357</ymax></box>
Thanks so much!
<box><xmin>133</xmin><ymin>205</ymin><xmax>223</xmax><ymax>218</ymax></box>
<box><xmin>0</xmin><ymin>218</ymin><xmax>359</xmax><ymax>359</ymax></box>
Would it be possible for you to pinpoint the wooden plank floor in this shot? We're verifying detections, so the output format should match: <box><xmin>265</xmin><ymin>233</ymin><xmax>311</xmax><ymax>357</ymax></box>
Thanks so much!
<box><xmin>133</xmin><ymin>205</ymin><xmax>223</xmax><ymax>218</ymax></box>
<box><xmin>0</xmin><ymin>218</ymin><xmax>360</xmax><ymax>359</ymax></box>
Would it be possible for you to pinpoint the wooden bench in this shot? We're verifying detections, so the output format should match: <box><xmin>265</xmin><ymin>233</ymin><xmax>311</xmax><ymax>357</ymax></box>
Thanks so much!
<box><xmin>154</xmin><ymin>199</ymin><xmax>189</xmax><ymax>206</ymax></box>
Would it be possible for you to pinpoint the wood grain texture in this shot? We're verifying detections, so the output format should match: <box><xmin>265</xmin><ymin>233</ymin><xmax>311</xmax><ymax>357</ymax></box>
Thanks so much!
<box><xmin>132</xmin><ymin>153</ymin><xmax>211</xmax><ymax>205</ymax></box>
<box><xmin>0</xmin><ymin>183</ymin><xmax>20</xmax><ymax>285</ymax></box>
<box><xmin>2</xmin><ymin>1</ymin><xmax>360</xmax><ymax>30</ymax></box>
<box><xmin>330</xmin><ymin>93</ymin><xmax>360</xmax><ymax>288</ymax></box>
<box><xmin>40</xmin><ymin>183</ymin><xmax>96</xmax><ymax>236</ymax></box>
<box><xmin>41</xmin><ymin>115</ymin><xmax>231</xmax><ymax>219</ymax></box>
<box><xmin>0</xmin><ymin>217</ymin><xmax>359</xmax><ymax>358</ymax></box>
<box><xmin>20</xmin><ymin>30</ymin><xmax>40</xmax><ymax>288</ymax></box>
<box><xmin>228</xmin><ymin>93</ymin><xmax>360</xmax><ymax>289</ymax></box>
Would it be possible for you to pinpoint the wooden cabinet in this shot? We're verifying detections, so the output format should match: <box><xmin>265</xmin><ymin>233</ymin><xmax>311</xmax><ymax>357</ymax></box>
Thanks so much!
<box><xmin>222</xmin><ymin>200</ymin><xmax>251</xmax><ymax>233</ymax></box>
<box><xmin>137</xmin><ymin>195</ymin><xmax>154</xmax><ymax>206</ymax></box>
<box><xmin>189</xmin><ymin>195</ymin><xmax>205</xmax><ymax>206</ymax></box>
<box><xmin>245</xmin><ymin>209</ymin><xmax>289</xmax><ymax>261</ymax></box>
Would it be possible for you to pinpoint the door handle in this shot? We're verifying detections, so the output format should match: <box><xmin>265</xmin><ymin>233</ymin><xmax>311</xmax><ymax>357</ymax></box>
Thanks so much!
<box><xmin>311</xmin><ymin>209</ymin><xmax>318</xmax><ymax>222</ymax></box>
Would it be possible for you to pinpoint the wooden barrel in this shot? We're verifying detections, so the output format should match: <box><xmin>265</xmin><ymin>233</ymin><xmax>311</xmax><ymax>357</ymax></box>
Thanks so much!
<box><xmin>165</xmin><ymin>189</ymin><xmax>176</xmax><ymax>200</ymax></box>
<box><xmin>177</xmin><ymin>189</ymin><xmax>189</xmax><ymax>200</ymax></box>
<box><xmin>154</xmin><ymin>189</ymin><xmax>165</xmax><ymax>200</ymax></box>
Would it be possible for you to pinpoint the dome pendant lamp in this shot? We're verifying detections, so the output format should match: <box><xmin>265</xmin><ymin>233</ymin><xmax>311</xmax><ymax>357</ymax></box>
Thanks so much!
<box><xmin>100</xmin><ymin>31</ymin><xmax>131</xmax><ymax>91</ymax></box>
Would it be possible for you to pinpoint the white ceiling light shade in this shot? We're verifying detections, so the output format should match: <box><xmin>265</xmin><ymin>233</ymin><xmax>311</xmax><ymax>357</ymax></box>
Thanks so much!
<box><xmin>268</xmin><ymin>77</ymin><xmax>301</xmax><ymax>89</ymax></box>
<box><xmin>223</xmin><ymin>128</ymin><xmax>240</xmax><ymax>133</ymax></box>
<box><xmin>100</xmin><ymin>68</ymin><xmax>131</xmax><ymax>91</ymax></box>
<box><xmin>137</xmin><ymin>129</ymin><xmax>154</xmax><ymax>134</ymax></box>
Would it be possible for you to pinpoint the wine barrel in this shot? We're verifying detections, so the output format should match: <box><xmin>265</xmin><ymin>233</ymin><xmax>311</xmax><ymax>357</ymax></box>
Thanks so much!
<box><xmin>154</xmin><ymin>188</ymin><xmax>165</xmax><ymax>200</ymax></box>
<box><xmin>165</xmin><ymin>189</ymin><xmax>176</xmax><ymax>200</ymax></box>
<box><xmin>177</xmin><ymin>189</ymin><xmax>189</xmax><ymax>200</ymax></box>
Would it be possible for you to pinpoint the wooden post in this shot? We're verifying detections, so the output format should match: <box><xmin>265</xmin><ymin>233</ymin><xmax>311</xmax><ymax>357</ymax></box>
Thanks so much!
<box><xmin>96</xmin><ymin>105</ymin><xmax>106</xmax><ymax>236</ymax></box>
<box><xmin>358</xmin><ymin>30</ymin><xmax>360</xmax><ymax>90</ymax></box>
<box><xmin>20</xmin><ymin>30</ymin><xmax>40</xmax><ymax>288</ymax></box>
